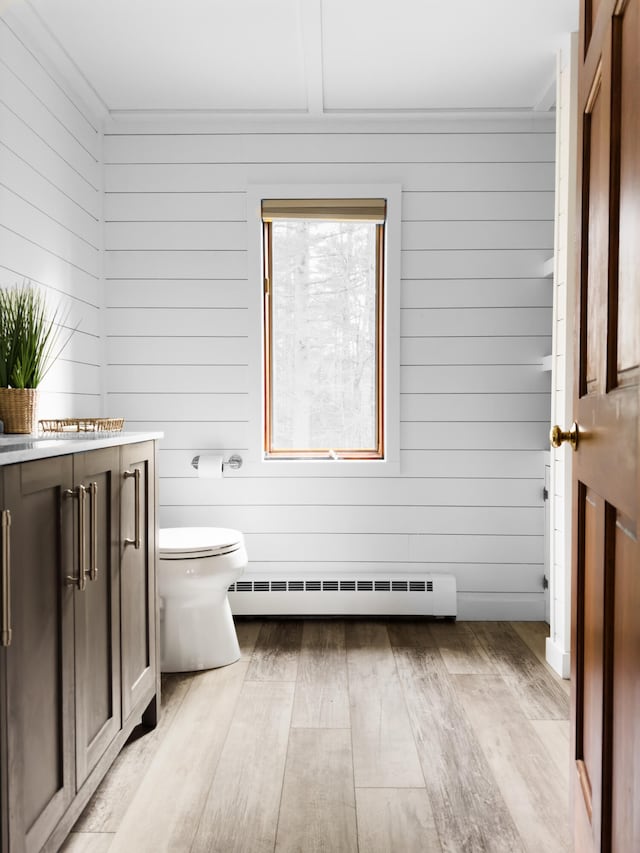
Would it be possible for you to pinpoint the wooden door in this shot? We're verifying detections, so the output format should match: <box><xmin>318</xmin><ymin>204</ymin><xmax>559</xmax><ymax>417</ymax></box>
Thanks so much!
<box><xmin>73</xmin><ymin>447</ymin><xmax>121</xmax><ymax>788</ymax></box>
<box><xmin>572</xmin><ymin>1</ymin><xmax>640</xmax><ymax>851</ymax></box>
<box><xmin>120</xmin><ymin>442</ymin><xmax>158</xmax><ymax>725</ymax></box>
<box><xmin>3</xmin><ymin>457</ymin><xmax>75</xmax><ymax>853</ymax></box>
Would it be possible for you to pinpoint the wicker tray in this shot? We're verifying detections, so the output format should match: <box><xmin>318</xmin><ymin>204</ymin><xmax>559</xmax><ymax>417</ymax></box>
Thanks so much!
<box><xmin>39</xmin><ymin>418</ymin><xmax>125</xmax><ymax>433</ymax></box>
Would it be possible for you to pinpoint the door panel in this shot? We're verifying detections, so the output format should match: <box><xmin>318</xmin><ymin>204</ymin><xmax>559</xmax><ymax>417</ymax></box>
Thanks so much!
<box><xmin>4</xmin><ymin>458</ymin><xmax>75</xmax><ymax>853</ymax></box>
<box><xmin>576</xmin><ymin>488</ymin><xmax>604</xmax><ymax>833</ymax></box>
<box><xmin>0</xmin><ymin>477</ymin><xmax>6</xmax><ymax>853</ymax></box>
<box><xmin>583</xmin><ymin>65</ymin><xmax>608</xmax><ymax>393</ymax></box>
<box><xmin>73</xmin><ymin>447</ymin><xmax>121</xmax><ymax>788</ymax></box>
<box><xmin>573</xmin><ymin>2</ymin><xmax>640</xmax><ymax>852</ymax></box>
<box><xmin>586</xmin><ymin>0</ymin><xmax>603</xmax><ymax>46</ymax></box>
<box><xmin>120</xmin><ymin>442</ymin><xmax>157</xmax><ymax>723</ymax></box>
<box><xmin>611</xmin><ymin>515</ymin><xmax>639</xmax><ymax>851</ymax></box>
<box><xmin>617</xmin><ymin>0</ymin><xmax>640</xmax><ymax>378</ymax></box>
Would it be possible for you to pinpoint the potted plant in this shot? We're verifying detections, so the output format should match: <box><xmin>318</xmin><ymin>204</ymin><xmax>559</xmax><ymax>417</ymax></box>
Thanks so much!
<box><xmin>0</xmin><ymin>282</ymin><xmax>74</xmax><ymax>434</ymax></box>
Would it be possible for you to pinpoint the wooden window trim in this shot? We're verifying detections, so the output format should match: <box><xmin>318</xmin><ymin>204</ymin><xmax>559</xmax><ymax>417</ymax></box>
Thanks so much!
<box><xmin>262</xmin><ymin>203</ymin><xmax>386</xmax><ymax>461</ymax></box>
<box><xmin>262</xmin><ymin>197</ymin><xmax>386</xmax><ymax>222</ymax></box>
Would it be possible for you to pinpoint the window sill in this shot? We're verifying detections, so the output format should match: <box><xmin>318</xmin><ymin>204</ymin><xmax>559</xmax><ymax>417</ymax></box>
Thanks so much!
<box><xmin>240</xmin><ymin>457</ymin><xmax>401</xmax><ymax>477</ymax></box>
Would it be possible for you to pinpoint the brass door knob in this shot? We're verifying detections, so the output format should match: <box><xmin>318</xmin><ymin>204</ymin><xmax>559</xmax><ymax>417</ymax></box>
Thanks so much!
<box><xmin>550</xmin><ymin>422</ymin><xmax>579</xmax><ymax>451</ymax></box>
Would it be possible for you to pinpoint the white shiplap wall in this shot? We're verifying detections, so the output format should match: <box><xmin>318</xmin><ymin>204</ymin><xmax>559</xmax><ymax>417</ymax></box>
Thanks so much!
<box><xmin>0</xmin><ymin>13</ymin><xmax>102</xmax><ymax>417</ymax></box>
<box><xmin>103</xmin><ymin>117</ymin><xmax>554</xmax><ymax>619</ymax></box>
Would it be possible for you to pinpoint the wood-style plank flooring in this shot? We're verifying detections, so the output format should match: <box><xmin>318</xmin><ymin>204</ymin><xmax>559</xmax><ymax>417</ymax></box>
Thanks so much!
<box><xmin>63</xmin><ymin>619</ymin><xmax>571</xmax><ymax>853</ymax></box>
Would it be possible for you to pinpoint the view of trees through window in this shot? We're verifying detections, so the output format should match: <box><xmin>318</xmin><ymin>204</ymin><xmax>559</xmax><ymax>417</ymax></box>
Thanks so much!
<box><xmin>270</xmin><ymin>219</ymin><xmax>379</xmax><ymax>453</ymax></box>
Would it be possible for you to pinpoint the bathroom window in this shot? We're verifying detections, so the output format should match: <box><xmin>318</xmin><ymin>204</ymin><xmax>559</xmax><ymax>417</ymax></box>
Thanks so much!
<box><xmin>261</xmin><ymin>198</ymin><xmax>386</xmax><ymax>459</ymax></box>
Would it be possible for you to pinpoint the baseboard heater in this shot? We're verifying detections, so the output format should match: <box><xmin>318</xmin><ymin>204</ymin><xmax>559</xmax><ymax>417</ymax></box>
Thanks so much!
<box><xmin>228</xmin><ymin>573</ymin><xmax>457</xmax><ymax>618</ymax></box>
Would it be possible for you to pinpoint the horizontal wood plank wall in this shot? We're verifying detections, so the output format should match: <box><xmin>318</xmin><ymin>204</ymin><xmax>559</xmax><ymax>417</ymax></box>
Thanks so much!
<box><xmin>103</xmin><ymin>118</ymin><xmax>554</xmax><ymax>619</ymax></box>
<box><xmin>0</xmin><ymin>17</ymin><xmax>102</xmax><ymax>417</ymax></box>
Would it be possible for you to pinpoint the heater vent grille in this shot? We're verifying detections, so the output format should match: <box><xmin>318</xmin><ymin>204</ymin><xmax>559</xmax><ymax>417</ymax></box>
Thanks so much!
<box><xmin>227</xmin><ymin>573</ymin><xmax>456</xmax><ymax>618</ymax></box>
<box><xmin>229</xmin><ymin>577</ymin><xmax>437</xmax><ymax>595</ymax></box>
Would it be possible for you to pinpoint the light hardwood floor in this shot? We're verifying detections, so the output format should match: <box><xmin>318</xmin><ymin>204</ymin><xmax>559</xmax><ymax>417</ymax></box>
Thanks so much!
<box><xmin>63</xmin><ymin>619</ymin><xmax>571</xmax><ymax>853</ymax></box>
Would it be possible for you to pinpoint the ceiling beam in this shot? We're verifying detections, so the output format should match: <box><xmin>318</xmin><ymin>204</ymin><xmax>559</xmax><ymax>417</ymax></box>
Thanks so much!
<box><xmin>299</xmin><ymin>0</ymin><xmax>324</xmax><ymax>116</ymax></box>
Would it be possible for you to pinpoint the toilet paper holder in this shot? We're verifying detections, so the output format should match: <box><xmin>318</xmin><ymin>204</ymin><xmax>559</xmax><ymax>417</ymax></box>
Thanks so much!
<box><xmin>191</xmin><ymin>454</ymin><xmax>243</xmax><ymax>472</ymax></box>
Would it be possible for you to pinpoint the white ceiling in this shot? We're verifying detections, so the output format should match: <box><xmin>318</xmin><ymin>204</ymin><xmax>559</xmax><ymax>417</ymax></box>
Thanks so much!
<box><xmin>26</xmin><ymin>0</ymin><xmax>579</xmax><ymax>116</ymax></box>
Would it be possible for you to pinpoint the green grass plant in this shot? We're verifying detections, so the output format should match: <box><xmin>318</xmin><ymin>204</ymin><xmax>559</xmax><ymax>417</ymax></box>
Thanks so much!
<box><xmin>0</xmin><ymin>283</ymin><xmax>75</xmax><ymax>389</ymax></box>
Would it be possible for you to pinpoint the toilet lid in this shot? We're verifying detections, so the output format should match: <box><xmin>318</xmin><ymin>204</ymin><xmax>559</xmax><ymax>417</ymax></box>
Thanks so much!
<box><xmin>159</xmin><ymin>527</ymin><xmax>244</xmax><ymax>559</ymax></box>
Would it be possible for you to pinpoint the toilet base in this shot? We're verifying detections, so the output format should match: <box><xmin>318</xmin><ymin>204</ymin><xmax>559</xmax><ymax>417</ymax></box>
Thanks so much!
<box><xmin>160</xmin><ymin>595</ymin><xmax>240</xmax><ymax>672</ymax></box>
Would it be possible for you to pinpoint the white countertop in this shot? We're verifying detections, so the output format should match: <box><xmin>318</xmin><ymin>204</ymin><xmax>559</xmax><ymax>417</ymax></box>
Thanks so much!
<box><xmin>0</xmin><ymin>431</ymin><xmax>163</xmax><ymax>466</ymax></box>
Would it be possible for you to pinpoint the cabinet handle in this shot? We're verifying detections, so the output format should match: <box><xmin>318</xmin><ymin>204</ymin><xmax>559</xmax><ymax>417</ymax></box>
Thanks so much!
<box><xmin>1</xmin><ymin>509</ymin><xmax>11</xmax><ymax>647</ymax></box>
<box><xmin>124</xmin><ymin>468</ymin><xmax>141</xmax><ymax>549</ymax></box>
<box><xmin>65</xmin><ymin>485</ymin><xmax>87</xmax><ymax>591</ymax></box>
<box><xmin>88</xmin><ymin>482</ymin><xmax>98</xmax><ymax>581</ymax></box>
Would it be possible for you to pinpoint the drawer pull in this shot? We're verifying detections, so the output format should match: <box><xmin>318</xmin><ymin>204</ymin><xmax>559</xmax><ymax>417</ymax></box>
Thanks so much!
<box><xmin>124</xmin><ymin>468</ymin><xmax>141</xmax><ymax>549</ymax></box>
<box><xmin>88</xmin><ymin>482</ymin><xmax>98</xmax><ymax>581</ymax></box>
<box><xmin>65</xmin><ymin>485</ymin><xmax>87</xmax><ymax>591</ymax></box>
<box><xmin>1</xmin><ymin>509</ymin><xmax>11</xmax><ymax>647</ymax></box>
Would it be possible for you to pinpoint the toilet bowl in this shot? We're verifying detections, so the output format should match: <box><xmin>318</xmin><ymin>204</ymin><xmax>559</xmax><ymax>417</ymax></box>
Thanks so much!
<box><xmin>158</xmin><ymin>527</ymin><xmax>247</xmax><ymax>672</ymax></box>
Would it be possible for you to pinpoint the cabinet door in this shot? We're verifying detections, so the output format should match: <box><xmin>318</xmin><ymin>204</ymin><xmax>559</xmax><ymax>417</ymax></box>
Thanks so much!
<box><xmin>1</xmin><ymin>475</ymin><xmax>7</xmax><ymax>853</ymax></box>
<box><xmin>3</xmin><ymin>457</ymin><xmax>75</xmax><ymax>853</ymax></box>
<box><xmin>73</xmin><ymin>447</ymin><xmax>121</xmax><ymax>788</ymax></box>
<box><xmin>120</xmin><ymin>442</ymin><xmax>157</xmax><ymax>723</ymax></box>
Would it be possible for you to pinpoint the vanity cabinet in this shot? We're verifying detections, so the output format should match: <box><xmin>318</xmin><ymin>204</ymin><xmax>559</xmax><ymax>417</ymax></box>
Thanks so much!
<box><xmin>0</xmin><ymin>439</ymin><xmax>159</xmax><ymax>853</ymax></box>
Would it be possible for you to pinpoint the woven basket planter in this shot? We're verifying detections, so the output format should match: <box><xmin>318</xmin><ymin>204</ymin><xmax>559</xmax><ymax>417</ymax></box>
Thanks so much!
<box><xmin>0</xmin><ymin>388</ymin><xmax>39</xmax><ymax>434</ymax></box>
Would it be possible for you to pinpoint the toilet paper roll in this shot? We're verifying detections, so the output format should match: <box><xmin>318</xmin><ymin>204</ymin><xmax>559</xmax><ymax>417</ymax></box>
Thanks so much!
<box><xmin>196</xmin><ymin>454</ymin><xmax>224</xmax><ymax>479</ymax></box>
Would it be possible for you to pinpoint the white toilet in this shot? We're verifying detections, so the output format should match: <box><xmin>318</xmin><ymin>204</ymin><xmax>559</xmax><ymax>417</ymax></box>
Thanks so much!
<box><xmin>158</xmin><ymin>527</ymin><xmax>247</xmax><ymax>672</ymax></box>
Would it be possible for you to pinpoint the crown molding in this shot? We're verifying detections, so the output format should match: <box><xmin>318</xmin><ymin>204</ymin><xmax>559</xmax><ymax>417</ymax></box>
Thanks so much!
<box><xmin>103</xmin><ymin>108</ymin><xmax>556</xmax><ymax>136</ymax></box>
<box><xmin>3</xmin><ymin>0</ymin><xmax>109</xmax><ymax>125</ymax></box>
